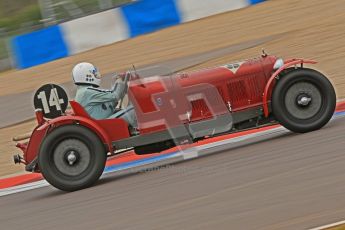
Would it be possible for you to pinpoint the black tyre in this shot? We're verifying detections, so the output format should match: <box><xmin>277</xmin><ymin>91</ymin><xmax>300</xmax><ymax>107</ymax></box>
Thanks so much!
<box><xmin>272</xmin><ymin>68</ymin><xmax>336</xmax><ymax>133</ymax></box>
<box><xmin>38</xmin><ymin>125</ymin><xmax>106</xmax><ymax>191</ymax></box>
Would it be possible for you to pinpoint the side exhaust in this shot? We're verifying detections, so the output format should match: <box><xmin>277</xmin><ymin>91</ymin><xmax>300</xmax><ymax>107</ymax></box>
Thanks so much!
<box><xmin>13</xmin><ymin>154</ymin><xmax>25</xmax><ymax>164</ymax></box>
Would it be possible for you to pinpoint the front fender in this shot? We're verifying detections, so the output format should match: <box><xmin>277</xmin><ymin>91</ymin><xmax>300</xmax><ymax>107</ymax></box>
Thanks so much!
<box><xmin>262</xmin><ymin>59</ymin><xmax>317</xmax><ymax>117</ymax></box>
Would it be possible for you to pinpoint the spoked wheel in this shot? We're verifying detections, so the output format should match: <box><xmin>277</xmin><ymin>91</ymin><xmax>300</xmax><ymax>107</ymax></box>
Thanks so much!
<box><xmin>39</xmin><ymin>125</ymin><xmax>107</xmax><ymax>191</ymax></box>
<box><xmin>272</xmin><ymin>68</ymin><xmax>336</xmax><ymax>133</ymax></box>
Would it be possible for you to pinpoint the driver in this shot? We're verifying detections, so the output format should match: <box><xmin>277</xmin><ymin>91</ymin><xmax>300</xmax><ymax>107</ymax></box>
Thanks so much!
<box><xmin>72</xmin><ymin>62</ymin><xmax>137</xmax><ymax>132</ymax></box>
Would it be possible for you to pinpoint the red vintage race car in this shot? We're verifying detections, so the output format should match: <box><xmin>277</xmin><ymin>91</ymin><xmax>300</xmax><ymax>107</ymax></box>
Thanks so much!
<box><xmin>13</xmin><ymin>52</ymin><xmax>336</xmax><ymax>191</ymax></box>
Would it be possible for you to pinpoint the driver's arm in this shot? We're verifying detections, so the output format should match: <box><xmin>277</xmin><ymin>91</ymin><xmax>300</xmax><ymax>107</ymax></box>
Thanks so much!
<box><xmin>87</xmin><ymin>82</ymin><xmax>126</xmax><ymax>105</ymax></box>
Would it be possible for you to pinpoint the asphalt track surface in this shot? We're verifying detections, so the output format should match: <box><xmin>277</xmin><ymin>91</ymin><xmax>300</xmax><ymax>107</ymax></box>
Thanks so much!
<box><xmin>0</xmin><ymin>115</ymin><xmax>344</xmax><ymax>230</ymax></box>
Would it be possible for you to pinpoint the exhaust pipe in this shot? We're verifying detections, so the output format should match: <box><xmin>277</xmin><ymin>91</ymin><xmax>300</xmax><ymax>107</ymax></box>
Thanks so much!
<box><xmin>13</xmin><ymin>154</ymin><xmax>25</xmax><ymax>164</ymax></box>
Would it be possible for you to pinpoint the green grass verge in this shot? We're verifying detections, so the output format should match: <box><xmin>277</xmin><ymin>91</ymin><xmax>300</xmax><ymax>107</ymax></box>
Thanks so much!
<box><xmin>0</xmin><ymin>0</ymin><xmax>131</xmax><ymax>60</ymax></box>
<box><xmin>0</xmin><ymin>0</ymin><xmax>130</xmax><ymax>33</ymax></box>
<box><xmin>0</xmin><ymin>37</ymin><xmax>9</xmax><ymax>59</ymax></box>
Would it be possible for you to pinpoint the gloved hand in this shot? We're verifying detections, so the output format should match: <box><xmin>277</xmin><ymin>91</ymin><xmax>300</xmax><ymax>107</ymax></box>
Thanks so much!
<box><xmin>111</xmin><ymin>73</ymin><xmax>125</xmax><ymax>91</ymax></box>
<box><xmin>114</xmin><ymin>72</ymin><xmax>127</xmax><ymax>81</ymax></box>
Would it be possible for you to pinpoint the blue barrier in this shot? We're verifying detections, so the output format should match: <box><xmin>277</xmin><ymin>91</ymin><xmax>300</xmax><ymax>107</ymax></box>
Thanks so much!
<box><xmin>248</xmin><ymin>0</ymin><xmax>265</xmax><ymax>4</ymax></box>
<box><xmin>121</xmin><ymin>0</ymin><xmax>181</xmax><ymax>37</ymax></box>
<box><xmin>11</xmin><ymin>25</ymin><xmax>69</xmax><ymax>69</ymax></box>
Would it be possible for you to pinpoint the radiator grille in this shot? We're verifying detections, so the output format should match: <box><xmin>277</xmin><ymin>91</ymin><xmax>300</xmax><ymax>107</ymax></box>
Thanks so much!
<box><xmin>246</xmin><ymin>76</ymin><xmax>262</xmax><ymax>104</ymax></box>
<box><xmin>227</xmin><ymin>80</ymin><xmax>247</xmax><ymax>107</ymax></box>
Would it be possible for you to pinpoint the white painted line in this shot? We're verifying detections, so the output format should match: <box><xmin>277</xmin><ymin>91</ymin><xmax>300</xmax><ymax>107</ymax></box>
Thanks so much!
<box><xmin>181</xmin><ymin>148</ymin><xmax>199</xmax><ymax>160</ymax></box>
<box><xmin>309</xmin><ymin>219</ymin><xmax>345</xmax><ymax>230</ymax></box>
<box><xmin>0</xmin><ymin>180</ymin><xmax>49</xmax><ymax>197</ymax></box>
<box><xmin>198</xmin><ymin>126</ymin><xmax>287</xmax><ymax>152</ymax></box>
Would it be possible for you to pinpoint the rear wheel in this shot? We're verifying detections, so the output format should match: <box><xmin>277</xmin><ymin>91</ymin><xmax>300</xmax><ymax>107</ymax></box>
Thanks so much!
<box><xmin>38</xmin><ymin>125</ymin><xmax>106</xmax><ymax>191</ymax></box>
<box><xmin>272</xmin><ymin>68</ymin><xmax>336</xmax><ymax>133</ymax></box>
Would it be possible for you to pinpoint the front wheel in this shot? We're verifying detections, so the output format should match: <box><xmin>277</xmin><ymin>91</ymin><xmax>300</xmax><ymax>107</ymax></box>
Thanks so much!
<box><xmin>272</xmin><ymin>68</ymin><xmax>336</xmax><ymax>133</ymax></box>
<box><xmin>38</xmin><ymin>125</ymin><xmax>107</xmax><ymax>191</ymax></box>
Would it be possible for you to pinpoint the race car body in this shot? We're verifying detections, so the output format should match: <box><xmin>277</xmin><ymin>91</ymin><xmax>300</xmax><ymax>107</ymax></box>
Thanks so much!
<box><xmin>13</xmin><ymin>53</ymin><xmax>336</xmax><ymax>191</ymax></box>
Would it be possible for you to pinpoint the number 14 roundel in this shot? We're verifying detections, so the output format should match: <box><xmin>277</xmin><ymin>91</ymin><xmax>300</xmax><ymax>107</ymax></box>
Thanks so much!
<box><xmin>33</xmin><ymin>84</ymin><xmax>68</xmax><ymax>119</ymax></box>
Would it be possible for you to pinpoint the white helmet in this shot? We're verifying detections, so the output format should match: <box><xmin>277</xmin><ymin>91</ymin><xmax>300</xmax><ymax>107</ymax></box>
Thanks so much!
<box><xmin>72</xmin><ymin>62</ymin><xmax>101</xmax><ymax>87</ymax></box>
